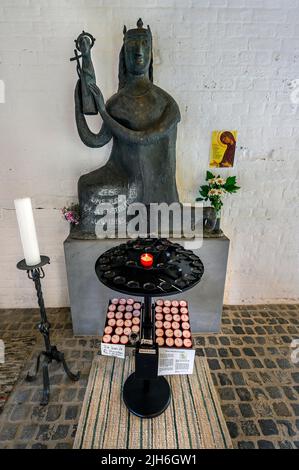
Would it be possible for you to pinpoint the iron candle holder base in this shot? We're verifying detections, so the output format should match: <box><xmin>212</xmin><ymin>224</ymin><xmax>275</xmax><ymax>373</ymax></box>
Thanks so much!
<box><xmin>17</xmin><ymin>256</ymin><xmax>80</xmax><ymax>406</ymax></box>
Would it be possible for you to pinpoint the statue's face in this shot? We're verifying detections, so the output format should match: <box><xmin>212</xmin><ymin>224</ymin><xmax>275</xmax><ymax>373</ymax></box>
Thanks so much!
<box><xmin>124</xmin><ymin>33</ymin><xmax>151</xmax><ymax>75</ymax></box>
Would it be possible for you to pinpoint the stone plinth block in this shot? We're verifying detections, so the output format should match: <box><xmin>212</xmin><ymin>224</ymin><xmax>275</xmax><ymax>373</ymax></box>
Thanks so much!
<box><xmin>64</xmin><ymin>235</ymin><xmax>229</xmax><ymax>335</ymax></box>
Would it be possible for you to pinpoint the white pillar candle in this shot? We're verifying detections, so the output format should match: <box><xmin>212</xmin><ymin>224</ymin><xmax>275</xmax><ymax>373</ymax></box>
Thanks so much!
<box><xmin>14</xmin><ymin>198</ymin><xmax>41</xmax><ymax>266</ymax></box>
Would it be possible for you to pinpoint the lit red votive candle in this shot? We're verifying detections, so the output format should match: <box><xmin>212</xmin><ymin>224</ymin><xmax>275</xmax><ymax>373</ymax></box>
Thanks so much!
<box><xmin>140</xmin><ymin>252</ymin><xmax>154</xmax><ymax>268</ymax></box>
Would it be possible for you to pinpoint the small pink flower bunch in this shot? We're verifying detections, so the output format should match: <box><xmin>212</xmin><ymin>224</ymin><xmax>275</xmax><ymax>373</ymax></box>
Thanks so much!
<box><xmin>61</xmin><ymin>204</ymin><xmax>80</xmax><ymax>225</ymax></box>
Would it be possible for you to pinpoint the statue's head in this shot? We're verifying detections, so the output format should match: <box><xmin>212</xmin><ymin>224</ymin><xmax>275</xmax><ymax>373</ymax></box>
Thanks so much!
<box><xmin>119</xmin><ymin>19</ymin><xmax>153</xmax><ymax>89</ymax></box>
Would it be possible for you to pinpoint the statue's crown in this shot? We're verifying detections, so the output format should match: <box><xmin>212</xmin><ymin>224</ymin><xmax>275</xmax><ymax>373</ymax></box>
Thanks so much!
<box><xmin>123</xmin><ymin>18</ymin><xmax>151</xmax><ymax>38</ymax></box>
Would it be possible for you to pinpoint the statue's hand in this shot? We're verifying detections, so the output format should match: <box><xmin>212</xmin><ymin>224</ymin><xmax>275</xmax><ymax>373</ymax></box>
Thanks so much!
<box><xmin>89</xmin><ymin>83</ymin><xmax>105</xmax><ymax>112</ymax></box>
<box><xmin>78</xmin><ymin>36</ymin><xmax>92</xmax><ymax>56</ymax></box>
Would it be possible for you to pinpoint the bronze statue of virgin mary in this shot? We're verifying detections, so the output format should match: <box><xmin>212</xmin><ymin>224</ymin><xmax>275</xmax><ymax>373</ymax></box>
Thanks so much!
<box><xmin>73</xmin><ymin>19</ymin><xmax>181</xmax><ymax>236</ymax></box>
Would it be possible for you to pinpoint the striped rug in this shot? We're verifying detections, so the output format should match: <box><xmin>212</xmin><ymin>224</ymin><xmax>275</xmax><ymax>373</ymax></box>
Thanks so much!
<box><xmin>73</xmin><ymin>354</ymin><xmax>232</xmax><ymax>449</ymax></box>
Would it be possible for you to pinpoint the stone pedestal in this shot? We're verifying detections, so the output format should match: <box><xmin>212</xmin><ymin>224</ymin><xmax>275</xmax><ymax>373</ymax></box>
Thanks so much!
<box><xmin>64</xmin><ymin>234</ymin><xmax>229</xmax><ymax>335</ymax></box>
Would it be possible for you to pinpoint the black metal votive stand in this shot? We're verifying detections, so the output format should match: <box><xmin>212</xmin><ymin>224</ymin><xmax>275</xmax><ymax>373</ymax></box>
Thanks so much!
<box><xmin>17</xmin><ymin>256</ymin><xmax>80</xmax><ymax>406</ymax></box>
<box><xmin>95</xmin><ymin>238</ymin><xmax>204</xmax><ymax>419</ymax></box>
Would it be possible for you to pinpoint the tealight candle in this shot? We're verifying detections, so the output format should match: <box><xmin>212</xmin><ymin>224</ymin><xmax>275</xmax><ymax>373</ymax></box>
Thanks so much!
<box><xmin>103</xmin><ymin>335</ymin><xmax>111</xmax><ymax>343</ymax></box>
<box><xmin>140</xmin><ymin>252</ymin><xmax>153</xmax><ymax>268</ymax></box>
<box><xmin>183</xmin><ymin>330</ymin><xmax>191</xmax><ymax>339</ymax></box>
<box><xmin>108</xmin><ymin>304</ymin><xmax>116</xmax><ymax>311</ymax></box>
<box><xmin>183</xmin><ymin>338</ymin><xmax>192</xmax><ymax>348</ymax></box>
<box><xmin>120</xmin><ymin>335</ymin><xmax>128</xmax><ymax>345</ymax></box>
<box><xmin>107</xmin><ymin>311</ymin><xmax>115</xmax><ymax>319</ymax></box>
<box><xmin>112</xmin><ymin>335</ymin><xmax>120</xmax><ymax>344</ymax></box>
<box><xmin>175</xmin><ymin>338</ymin><xmax>183</xmax><ymax>348</ymax></box>
<box><xmin>165</xmin><ymin>329</ymin><xmax>174</xmax><ymax>337</ymax></box>
<box><xmin>14</xmin><ymin>197</ymin><xmax>41</xmax><ymax>266</ymax></box>
<box><xmin>104</xmin><ymin>326</ymin><xmax>113</xmax><ymax>335</ymax></box>
<box><xmin>132</xmin><ymin>325</ymin><xmax>140</xmax><ymax>333</ymax></box>
<box><xmin>132</xmin><ymin>317</ymin><xmax>140</xmax><ymax>325</ymax></box>
<box><xmin>174</xmin><ymin>329</ymin><xmax>183</xmax><ymax>338</ymax></box>
<box><xmin>156</xmin><ymin>337</ymin><xmax>165</xmax><ymax>346</ymax></box>
<box><xmin>115</xmin><ymin>327</ymin><xmax>124</xmax><ymax>336</ymax></box>
<box><xmin>166</xmin><ymin>337</ymin><xmax>174</xmax><ymax>347</ymax></box>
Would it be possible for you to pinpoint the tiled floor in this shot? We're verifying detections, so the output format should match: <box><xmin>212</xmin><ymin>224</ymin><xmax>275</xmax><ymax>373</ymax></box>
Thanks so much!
<box><xmin>0</xmin><ymin>305</ymin><xmax>298</xmax><ymax>449</ymax></box>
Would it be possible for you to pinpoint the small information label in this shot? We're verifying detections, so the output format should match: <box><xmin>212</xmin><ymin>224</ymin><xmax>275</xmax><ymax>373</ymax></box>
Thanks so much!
<box><xmin>158</xmin><ymin>348</ymin><xmax>195</xmax><ymax>376</ymax></box>
<box><xmin>101</xmin><ymin>342</ymin><xmax>125</xmax><ymax>359</ymax></box>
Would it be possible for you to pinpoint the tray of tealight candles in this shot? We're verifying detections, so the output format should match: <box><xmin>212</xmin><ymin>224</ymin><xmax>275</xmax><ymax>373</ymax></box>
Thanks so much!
<box><xmin>154</xmin><ymin>299</ymin><xmax>193</xmax><ymax>349</ymax></box>
<box><xmin>101</xmin><ymin>298</ymin><xmax>142</xmax><ymax>357</ymax></box>
<box><xmin>155</xmin><ymin>299</ymin><xmax>195</xmax><ymax>376</ymax></box>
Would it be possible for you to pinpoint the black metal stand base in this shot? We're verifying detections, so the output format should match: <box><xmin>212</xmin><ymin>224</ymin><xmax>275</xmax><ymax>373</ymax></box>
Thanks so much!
<box><xmin>27</xmin><ymin>346</ymin><xmax>80</xmax><ymax>406</ymax></box>
<box><xmin>123</xmin><ymin>373</ymin><xmax>171</xmax><ymax>418</ymax></box>
<box><xmin>17</xmin><ymin>256</ymin><xmax>80</xmax><ymax>406</ymax></box>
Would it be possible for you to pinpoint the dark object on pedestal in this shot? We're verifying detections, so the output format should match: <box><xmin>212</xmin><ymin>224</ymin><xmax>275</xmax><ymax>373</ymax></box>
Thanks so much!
<box><xmin>71</xmin><ymin>19</ymin><xmax>181</xmax><ymax>236</ymax></box>
<box><xmin>203</xmin><ymin>206</ymin><xmax>217</xmax><ymax>233</ymax></box>
<box><xmin>17</xmin><ymin>256</ymin><xmax>80</xmax><ymax>406</ymax></box>
<box><xmin>95</xmin><ymin>237</ymin><xmax>204</xmax><ymax>418</ymax></box>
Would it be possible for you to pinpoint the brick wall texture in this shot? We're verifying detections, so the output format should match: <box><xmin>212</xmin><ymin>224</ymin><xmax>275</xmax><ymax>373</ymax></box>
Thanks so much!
<box><xmin>0</xmin><ymin>0</ymin><xmax>298</xmax><ymax>307</ymax></box>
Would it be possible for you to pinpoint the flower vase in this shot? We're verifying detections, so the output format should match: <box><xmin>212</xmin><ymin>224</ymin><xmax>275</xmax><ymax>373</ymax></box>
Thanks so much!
<box><xmin>213</xmin><ymin>212</ymin><xmax>221</xmax><ymax>234</ymax></box>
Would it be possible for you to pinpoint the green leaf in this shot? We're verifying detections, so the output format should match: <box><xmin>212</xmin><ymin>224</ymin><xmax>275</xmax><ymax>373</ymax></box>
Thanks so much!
<box><xmin>196</xmin><ymin>197</ymin><xmax>204</xmax><ymax>201</ymax></box>
<box><xmin>206</xmin><ymin>170</ymin><xmax>215</xmax><ymax>181</ymax></box>
<box><xmin>199</xmin><ymin>185</ymin><xmax>209</xmax><ymax>197</ymax></box>
<box><xmin>225</xmin><ymin>176</ymin><xmax>236</xmax><ymax>186</ymax></box>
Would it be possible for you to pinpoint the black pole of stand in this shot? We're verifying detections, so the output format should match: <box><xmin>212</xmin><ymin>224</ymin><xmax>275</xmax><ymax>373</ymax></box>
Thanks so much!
<box><xmin>17</xmin><ymin>256</ymin><xmax>80</xmax><ymax>406</ymax></box>
<box><xmin>123</xmin><ymin>293</ymin><xmax>171</xmax><ymax>418</ymax></box>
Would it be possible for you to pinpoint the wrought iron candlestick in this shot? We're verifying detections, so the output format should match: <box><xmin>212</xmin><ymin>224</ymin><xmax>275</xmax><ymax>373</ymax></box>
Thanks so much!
<box><xmin>17</xmin><ymin>256</ymin><xmax>80</xmax><ymax>406</ymax></box>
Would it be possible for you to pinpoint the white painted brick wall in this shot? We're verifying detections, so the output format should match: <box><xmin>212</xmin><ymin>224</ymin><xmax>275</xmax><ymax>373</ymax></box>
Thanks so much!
<box><xmin>0</xmin><ymin>0</ymin><xmax>299</xmax><ymax>307</ymax></box>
